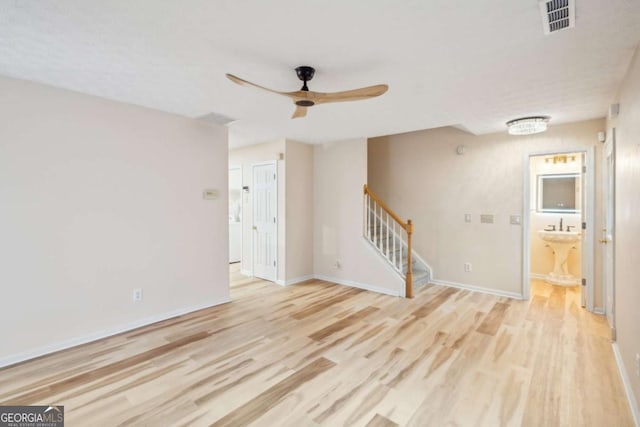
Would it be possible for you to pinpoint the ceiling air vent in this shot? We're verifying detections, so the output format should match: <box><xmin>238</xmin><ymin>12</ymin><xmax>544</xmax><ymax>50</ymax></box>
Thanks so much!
<box><xmin>539</xmin><ymin>0</ymin><xmax>575</xmax><ymax>35</ymax></box>
<box><xmin>196</xmin><ymin>112</ymin><xmax>237</xmax><ymax>126</ymax></box>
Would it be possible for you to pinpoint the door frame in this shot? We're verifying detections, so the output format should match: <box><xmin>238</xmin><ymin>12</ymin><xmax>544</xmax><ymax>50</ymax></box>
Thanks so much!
<box><xmin>251</xmin><ymin>161</ymin><xmax>278</xmax><ymax>281</ymax></box>
<box><xmin>522</xmin><ymin>146</ymin><xmax>596</xmax><ymax>311</ymax></box>
<box><xmin>603</xmin><ymin>129</ymin><xmax>616</xmax><ymax>337</ymax></box>
<box><xmin>228</xmin><ymin>165</ymin><xmax>243</xmax><ymax>264</ymax></box>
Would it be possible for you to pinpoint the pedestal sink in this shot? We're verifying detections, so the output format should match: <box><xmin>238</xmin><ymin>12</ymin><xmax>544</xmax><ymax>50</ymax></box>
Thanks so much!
<box><xmin>538</xmin><ymin>230</ymin><xmax>581</xmax><ymax>285</ymax></box>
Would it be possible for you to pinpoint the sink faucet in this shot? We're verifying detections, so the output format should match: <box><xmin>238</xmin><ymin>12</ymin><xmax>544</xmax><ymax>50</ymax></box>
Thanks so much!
<box><xmin>559</xmin><ymin>217</ymin><xmax>563</xmax><ymax>231</ymax></box>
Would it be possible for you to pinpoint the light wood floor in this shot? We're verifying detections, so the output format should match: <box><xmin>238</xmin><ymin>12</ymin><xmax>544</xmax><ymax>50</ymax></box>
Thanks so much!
<box><xmin>0</xmin><ymin>266</ymin><xmax>633</xmax><ymax>426</ymax></box>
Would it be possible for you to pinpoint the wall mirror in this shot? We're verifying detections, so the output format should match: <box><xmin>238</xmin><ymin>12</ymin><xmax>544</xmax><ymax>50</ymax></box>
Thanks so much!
<box><xmin>537</xmin><ymin>173</ymin><xmax>580</xmax><ymax>213</ymax></box>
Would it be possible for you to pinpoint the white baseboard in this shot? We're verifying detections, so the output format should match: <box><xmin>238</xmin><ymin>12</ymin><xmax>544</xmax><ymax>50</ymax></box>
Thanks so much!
<box><xmin>593</xmin><ymin>307</ymin><xmax>605</xmax><ymax>315</ymax></box>
<box><xmin>240</xmin><ymin>269</ymin><xmax>253</xmax><ymax>277</ymax></box>
<box><xmin>430</xmin><ymin>278</ymin><xmax>524</xmax><ymax>300</ymax></box>
<box><xmin>275</xmin><ymin>275</ymin><xmax>315</xmax><ymax>286</ymax></box>
<box><xmin>314</xmin><ymin>274</ymin><xmax>402</xmax><ymax>297</ymax></box>
<box><xmin>612</xmin><ymin>342</ymin><xmax>640</xmax><ymax>426</ymax></box>
<box><xmin>0</xmin><ymin>297</ymin><xmax>231</xmax><ymax>369</ymax></box>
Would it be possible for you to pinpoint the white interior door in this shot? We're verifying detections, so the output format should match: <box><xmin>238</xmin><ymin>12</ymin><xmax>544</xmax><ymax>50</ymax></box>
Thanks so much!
<box><xmin>603</xmin><ymin>130</ymin><xmax>616</xmax><ymax>338</ymax></box>
<box><xmin>252</xmin><ymin>162</ymin><xmax>277</xmax><ymax>282</ymax></box>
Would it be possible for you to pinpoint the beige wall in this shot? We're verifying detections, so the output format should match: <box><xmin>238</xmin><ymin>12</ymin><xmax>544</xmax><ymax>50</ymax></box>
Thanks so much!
<box><xmin>529</xmin><ymin>154</ymin><xmax>582</xmax><ymax>279</ymax></box>
<box><xmin>609</xmin><ymin>46</ymin><xmax>640</xmax><ymax>414</ymax></box>
<box><xmin>0</xmin><ymin>76</ymin><xmax>229</xmax><ymax>366</ymax></box>
<box><xmin>314</xmin><ymin>139</ymin><xmax>404</xmax><ymax>295</ymax></box>
<box><xmin>285</xmin><ymin>140</ymin><xmax>314</xmax><ymax>281</ymax></box>
<box><xmin>369</xmin><ymin>119</ymin><xmax>605</xmax><ymax>301</ymax></box>
<box><xmin>229</xmin><ymin>140</ymin><xmax>286</xmax><ymax>281</ymax></box>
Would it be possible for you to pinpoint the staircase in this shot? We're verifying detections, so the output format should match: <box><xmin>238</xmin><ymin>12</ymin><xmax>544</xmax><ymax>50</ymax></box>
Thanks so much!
<box><xmin>363</xmin><ymin>185</ymin><xmax>431</xmax><ymax>298</ymax></box>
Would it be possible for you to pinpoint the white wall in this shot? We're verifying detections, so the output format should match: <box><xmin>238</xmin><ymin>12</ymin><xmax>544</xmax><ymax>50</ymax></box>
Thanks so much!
<box><xmin>229</xmin><ymin>141</ymin><xmax>286</xmax><ymax>280</ymax></box>
<box><xmin>0</xmin><ymin>76</ymin><xmax>229</xmax><ymax>366</ymax></box>
<box><xmin>609</xmin><ymin>46</ymin><xmax>640</xmax><ymax>416</ymax></box>
<box><xmin>529</xmin><ymin>154</ymin><xmax>582</xmax><ymax>279</ymax></box>
<box><xmin>285</xmin><ymin>140</ymin><xmax>314</xmax><ymax>282</ymax></box>
<box><xmin>314</xmin><ymin>139</ymin><xmax>403</xmax><ymax>296</ymax></box>
<box><xmin>369</xmin><ymin>119</ymin><xmax>604</xmax><ymax>300</ymax></box>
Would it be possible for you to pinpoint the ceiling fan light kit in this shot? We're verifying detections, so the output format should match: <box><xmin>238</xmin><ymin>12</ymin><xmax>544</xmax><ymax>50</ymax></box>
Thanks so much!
<box><xmin>226</xmin><ymin>66</ymin><xmax>388</xmax><ymax>119</ymax></box>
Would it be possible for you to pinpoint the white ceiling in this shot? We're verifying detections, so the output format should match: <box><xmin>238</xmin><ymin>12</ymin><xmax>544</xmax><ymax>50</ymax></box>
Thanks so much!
<box><xmin>1</xmin><ymin>1</ymin><xmax>639</xmax><ymax>148</ymax></box>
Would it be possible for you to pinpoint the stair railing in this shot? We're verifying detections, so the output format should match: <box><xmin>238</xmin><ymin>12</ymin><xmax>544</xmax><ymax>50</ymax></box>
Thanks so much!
<box><xmin>363</xmin><ymin>184</ymin><xmax>414</xmax><ymax>298</ymax></box>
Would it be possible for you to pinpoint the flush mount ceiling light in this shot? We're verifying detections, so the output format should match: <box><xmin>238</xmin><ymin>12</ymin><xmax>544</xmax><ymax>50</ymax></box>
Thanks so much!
<box><xmin>506</xmin><ymin>116</ymin><xmax>551</xmax><ymax>135</ymax></box>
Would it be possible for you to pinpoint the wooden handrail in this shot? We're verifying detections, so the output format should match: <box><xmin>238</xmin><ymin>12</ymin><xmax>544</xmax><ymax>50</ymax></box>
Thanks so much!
<box><xmin>363</xmin><ymin>185</ymin><xmax>410</xmax><ymax>232</ymax></box>
<box><xmin>364</xmin><ymin>184</ymin><xmax>414</xmax><ymax>298</ymax></box>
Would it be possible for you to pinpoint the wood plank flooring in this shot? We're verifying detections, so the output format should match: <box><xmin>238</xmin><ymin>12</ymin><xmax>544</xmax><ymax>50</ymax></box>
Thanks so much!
<box><xmin>0</xmin><ymin>267</ymin><xmax>633</xmax><ymax>426</ymax></box>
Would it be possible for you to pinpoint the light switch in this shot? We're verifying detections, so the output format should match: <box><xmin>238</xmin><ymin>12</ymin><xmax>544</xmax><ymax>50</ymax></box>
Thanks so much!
<box><xmin>510</xmin><ymin>215</ymin><xmax>522</xmax><ymax>225</ymax></box>
<box><xmin>464</xmin><ymin>214</ymin><xmax>472</xmax><ymax>223</ymax></box>
<box><xmin>203</xmin><ymin>189</ymin><xmax>219</xmax><ymax>200</ymax></box>
<box><xmin>480</xmin><ymin>214</ymin><xmax>494</xmax><ymax>224</ymax></box>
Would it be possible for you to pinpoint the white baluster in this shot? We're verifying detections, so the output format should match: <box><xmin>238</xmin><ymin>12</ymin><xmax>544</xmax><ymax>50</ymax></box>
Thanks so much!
<box><xmin>392</xmin><ymin>221</ymin><xmax>396</xmax><ymax>269</ymax></box>
<box><xmin>400</xmin><ymin>233</ymin><xmax>404</xmax><ymax>274</ymax></box>
<box><xmin>376</xmin><ymin>207</ymin><xmax>382</xmax><ymax>252</ymax></box>
<box><xmin>365</xmin><ymin>195</ymin><xmax>369</xmax><ymax>240</ymax></box>
<box><xmin>374</xmin><ymin>202</ymin><xmax>379</xmax><ymax>249</ymax></box>
<box><xmin>385</xmin><ymin>213</ymin><xmax>390</xmax><ymax>259</ymax></box>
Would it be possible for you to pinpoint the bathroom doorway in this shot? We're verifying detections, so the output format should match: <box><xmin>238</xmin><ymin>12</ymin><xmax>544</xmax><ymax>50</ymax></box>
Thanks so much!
<box><xmin>523</xmin><ymin>148</ymin><xmax>595</xmax><ymax>311</ymax></box>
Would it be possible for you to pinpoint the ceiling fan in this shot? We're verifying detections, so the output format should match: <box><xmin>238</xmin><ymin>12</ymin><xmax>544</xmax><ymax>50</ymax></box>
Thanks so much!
<box><xmin>226</xmin><ymin>66</ymin><xmax>388</xmax><ymax>119</ymax></box>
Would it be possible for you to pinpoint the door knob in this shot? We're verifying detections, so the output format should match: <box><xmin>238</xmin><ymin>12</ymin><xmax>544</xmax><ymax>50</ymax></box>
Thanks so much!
<box><xmin>252</xmin><ymin>226</ymin><xmax>257</xmax><ymax>230</ymax></box>
<box><xmin>599</xmin><ymin>239</ymin><xmax>608</xmax><ymax>244</ymax></box>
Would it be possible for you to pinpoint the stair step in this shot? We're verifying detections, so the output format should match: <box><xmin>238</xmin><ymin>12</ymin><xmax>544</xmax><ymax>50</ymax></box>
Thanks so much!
<box><xmin>412</xmin><ymin>269</ymin><xmax>430</xmax><ymax>289</ymax></box>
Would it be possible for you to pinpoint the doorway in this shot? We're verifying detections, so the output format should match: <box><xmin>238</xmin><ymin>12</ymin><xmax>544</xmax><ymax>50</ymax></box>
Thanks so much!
<box><xmin>523</xmin><ymin>148</ymin><xmax>595</xmax><ymax>311</ymax></box>
<box><xmin>252</xmin><ymin>162</ymin><xmax>277</xmax><ymax>282</ymax></box>
<box><xmin>229</xmin><ymin>166</ymin><xmax>242</xmax><ymax>264</ymax></box>
<box><xmin>603</xmin><ymin>129</ymin><xmax>616</xmax><ymax>338</ymax></box>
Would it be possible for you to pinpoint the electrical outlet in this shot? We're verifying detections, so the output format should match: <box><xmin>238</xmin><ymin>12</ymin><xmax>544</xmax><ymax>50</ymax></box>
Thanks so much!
<box><xmin>464</xmin><ymin>214</ymin><xmax>472</xmax><ymax>223</ymax></box>
<box><xmin>510</xmin><ymin>215</ymin><xmax>522</xmax><ymax>225</ymax></box>
<box><xmin>464</xmin><ymin>262</ymin><xmax>472</xmax><ymax>272</ymax></box>
<box><xmin>133</xmin><ymin>288</ymin><xmax>143</xmax><ymax>302</ymax></box>
<box><xmin>334</xmin><ymin>260</ymin><xmax>341</xmax><ymax>269</ymax></box>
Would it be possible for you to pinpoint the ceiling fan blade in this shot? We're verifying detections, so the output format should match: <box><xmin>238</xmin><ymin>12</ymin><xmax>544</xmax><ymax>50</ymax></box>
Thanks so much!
<box><xmin>292</xmin><ymin>105</ymin><xmax>307</xmax><ymax>119</ymax></box>
<box><xmin>310</xmin><ymin>84</ymin><xmax>389</xmax><ymax>104</ymax></box>
<box><xmin>226</xmin><ymin>73</ymin><xmax>291</xmax><ymax>97</ymax></box>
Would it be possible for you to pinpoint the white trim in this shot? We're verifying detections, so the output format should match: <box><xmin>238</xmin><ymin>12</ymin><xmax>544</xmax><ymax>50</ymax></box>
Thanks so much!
<box><xmin>612</xmin><ymin>343</ymin><xmax>640</xmax><ymax>426</ymax></box>
<box><xmin>228</xmin><ymin>165</ymin><xmax>243</xmax><ymax>265</ymax></box>
<box><xmin>529</xmin><ymin>273</ymin><xmax>548</xmax><ymax>281</ymax></box>
<box><xmin>431</xmin><ymin>278</ymin><xmax>524</xmax><ymax>300</ymax></box>
<box><xmin>585</xmin><ymin>146</ymin><xmax>596</xmax><ymax>311</ymax></box>
<box><xmin>593</xmin><ymin>307</ymin><xmax>605</xmax><ymax>315</ymax></box>
<box><xmin>0</xmin><ymin>297</ymin><xmax>231</xmax><ymax>369</ymax></box>
<box><xmin>275</xmin><ymin>275</ymin><xmax>315</xmax><ymax>286</ymax></box>
<box><xmin>240</xmin><ymin>268</ymin><xmax>253</xmax><ymax>277</ymax></box>
<box><xmin>522</xmin><ymin>147</ymin><xmax>596</xmax><ymax>311</ymax></box>
<box><xmin>314</xmin><ymin>274</ymin><xmax>402</xmax><ymax>297</ymax></box>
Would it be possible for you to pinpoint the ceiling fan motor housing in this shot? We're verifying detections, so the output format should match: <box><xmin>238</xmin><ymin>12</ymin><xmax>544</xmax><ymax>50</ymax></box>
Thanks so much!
<box><xmin>295</xmin><ymin>66</ymin><xmax>315</xmax><ymax>82</ymax></box>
